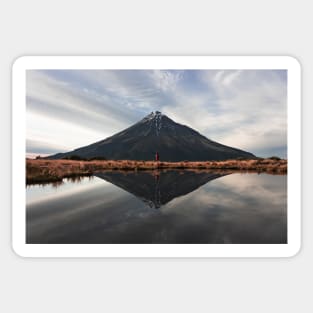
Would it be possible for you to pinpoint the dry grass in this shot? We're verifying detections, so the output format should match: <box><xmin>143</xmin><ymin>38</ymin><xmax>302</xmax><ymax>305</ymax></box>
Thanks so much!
<box><xmin>26</xmin><ymin>158</ymin><xmax>287</xmax><ymax>184</ymax></box>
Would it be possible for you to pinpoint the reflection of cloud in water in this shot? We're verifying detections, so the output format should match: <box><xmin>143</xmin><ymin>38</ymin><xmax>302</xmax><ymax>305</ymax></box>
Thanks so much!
<box><xmin>167</xmin><ymin>173</ymin><xmax>286</xmax><ymax>213</ymax></box>
<box><xmin>26</xmin><ymin>172</ymin><xmax>287</xmax><ymax>244</ymax></box>
<box><xmin>164</xmin><ymin>173</ymin><xmax>287</xmax><ymax>244</ymax></box>
<box><xmin>215</xmin><ymin>173</ymin><xmax>287</xmax><ymax>205</ymax></box>
<box><xmin>26</xmin><ymin>176</ymin><xmax>110</xmax><ymax>205</ymax></box>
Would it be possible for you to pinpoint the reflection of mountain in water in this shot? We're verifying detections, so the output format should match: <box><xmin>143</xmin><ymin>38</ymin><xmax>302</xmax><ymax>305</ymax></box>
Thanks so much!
<box><xmin>95</xmin><ymin>170</ymin><xmax>227</xmax><ymax>208</ymax></box>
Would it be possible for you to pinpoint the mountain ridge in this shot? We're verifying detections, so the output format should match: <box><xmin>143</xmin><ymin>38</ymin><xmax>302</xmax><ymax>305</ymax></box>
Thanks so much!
<box><xmin>48</xmin><ymin>111</ymin><xmax>256</xmax><ymax>161</ymax></box>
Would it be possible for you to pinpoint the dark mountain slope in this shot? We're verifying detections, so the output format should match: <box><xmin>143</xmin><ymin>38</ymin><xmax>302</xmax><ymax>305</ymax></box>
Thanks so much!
<box><xmin>49</xmin><ymin>111</ymin><xmax>255</xmax><ymax>161</ymax></box>
<box><xmin>95</xmin><ymin>170</ymin><xmax>228</xmax><ymax>208</ymax></box>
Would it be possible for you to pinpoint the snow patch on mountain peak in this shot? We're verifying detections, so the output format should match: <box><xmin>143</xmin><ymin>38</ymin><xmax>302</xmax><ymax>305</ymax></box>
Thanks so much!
<box><xmin>154</xmin><ymin>111</ymin><xmax>162</xmax><ymax>136</ymax></box>
<box><xmin>145</xmin><ymin>111</ymin><xmax>163</xmax><ymax>120</ymax></box>
<box><xmin>141</xmin><ymin>111</ymin><xmax>163</xmax><ymax>135</ymax></box>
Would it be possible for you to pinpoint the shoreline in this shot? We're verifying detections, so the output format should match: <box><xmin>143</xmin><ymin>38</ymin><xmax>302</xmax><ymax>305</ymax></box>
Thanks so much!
<box><xmin>26</xmin><ymin>158</ymin><xmax>287</xmax><ymax>185</ymax></box>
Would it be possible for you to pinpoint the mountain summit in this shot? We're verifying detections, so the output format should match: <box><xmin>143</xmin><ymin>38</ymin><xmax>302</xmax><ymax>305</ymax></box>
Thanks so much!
<box><xmin>49</xmin><ymin>111</ymin><xmax>255</xmax><ymax>161</ymax></box>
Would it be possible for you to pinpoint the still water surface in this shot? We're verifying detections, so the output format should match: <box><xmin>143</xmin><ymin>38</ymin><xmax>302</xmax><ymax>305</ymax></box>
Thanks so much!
<box><xmin>26</xmin><ymin>171</ymin><xmax>287</xmax><ymax>244</ymax></box>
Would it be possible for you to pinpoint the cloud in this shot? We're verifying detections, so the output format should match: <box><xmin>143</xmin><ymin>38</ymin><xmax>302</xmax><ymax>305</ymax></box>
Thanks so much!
<box><xmin>161</xmin><ymin>69</ymin><xmax>287</xmax><ymax>157</ymax></box>
<box><xmin>27</xmin><ymin>111</ymin><xmax>106</xmax><ymax>152</ymax></box>
<box><xmin>26</xmin><ymin>139</ymin><xmax>68</xmax><ymax>155</ymax></box>
<box><xmin>214</xmin><ymin>70</ymin><xmax>242</xmax><ymax>86</ymax></box>
<box><xmin>149</xmin><ymin>70</ymin><xmax>184</xmax><ymax>92</ymax></box>
<box><xmin>26</xmin><ymin>71</ymin><xmax>137</xmax><ymax>132</ymax></box>
<box><xmin>26</xmin><ymin>69</ymin><xmax>287</xmax><ymax>158</ymax></box>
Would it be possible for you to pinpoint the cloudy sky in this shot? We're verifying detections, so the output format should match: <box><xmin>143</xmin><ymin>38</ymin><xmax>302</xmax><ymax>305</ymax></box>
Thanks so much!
<box><xmin>26</xmin><ymin>69</ymin><xmax>287</xmax><ymax>158</ymax></box>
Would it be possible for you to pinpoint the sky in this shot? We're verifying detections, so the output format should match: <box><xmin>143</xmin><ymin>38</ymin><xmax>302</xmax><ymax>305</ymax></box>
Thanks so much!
<box><xmin>26</xmin><ymin>69</ymin><xmax>287</xmax><ymax>158</ymax></box>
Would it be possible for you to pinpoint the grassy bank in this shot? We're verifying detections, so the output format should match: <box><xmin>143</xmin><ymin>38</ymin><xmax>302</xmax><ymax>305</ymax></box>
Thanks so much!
<box><xmin>26</xmin><ymin>158</ymin><xmax>287</xmax><ymax>184</ymax></box>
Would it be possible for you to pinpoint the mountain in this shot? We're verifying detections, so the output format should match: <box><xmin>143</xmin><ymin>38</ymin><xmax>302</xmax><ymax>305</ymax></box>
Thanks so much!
<box><xmin>49</xmin><ymin>111</ymin><xmax>255</xmax><ymax>161</ymax></box>
<box><xmin>95</xmin><ymin>170</ymin><xmax>228</xmax><ymax>209</ymax></box>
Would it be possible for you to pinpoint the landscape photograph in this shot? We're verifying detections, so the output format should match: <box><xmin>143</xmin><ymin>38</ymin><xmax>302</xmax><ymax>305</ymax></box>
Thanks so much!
<box><xmin>25</xmin><ymin>68</ymin><xmax>287</xmax><ymax>244</ymax></box>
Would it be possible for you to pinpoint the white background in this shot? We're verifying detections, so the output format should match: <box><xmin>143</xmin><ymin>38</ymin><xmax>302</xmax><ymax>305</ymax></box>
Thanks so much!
<box><xmin>0</xmin><ymin>1</ymin><xmax>311</xmax><ymax>312</ymax></box>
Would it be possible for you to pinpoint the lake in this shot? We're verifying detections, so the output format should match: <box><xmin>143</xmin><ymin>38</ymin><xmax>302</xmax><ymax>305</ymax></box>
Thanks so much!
<box><xmin>26</xmin><ymin>170</ymin><xmax>287</xmax><ymax>244</ymax></box>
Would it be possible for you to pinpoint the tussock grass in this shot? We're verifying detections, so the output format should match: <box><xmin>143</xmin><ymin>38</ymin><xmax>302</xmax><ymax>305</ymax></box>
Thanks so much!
<box><xmin>26</xmin><ymin>158</ymin><xmax>287</xmax><ymax>184</ymax></box>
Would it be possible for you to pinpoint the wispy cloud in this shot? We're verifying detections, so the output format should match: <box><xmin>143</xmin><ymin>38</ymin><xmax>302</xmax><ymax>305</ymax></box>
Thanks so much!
<box><xmin>26</xmin><ymin>69</ymin><xmax>287</xmax><ymax>158</ymax></box>
<box><xmin>213</xmin><ymin>70</ymin><xmax>242</xmax><ymax>86</ymax></box>
<box><xmin>149</xmin><ymin>70</ymin><xmax>184</xmax><ymax>92</ymax></box>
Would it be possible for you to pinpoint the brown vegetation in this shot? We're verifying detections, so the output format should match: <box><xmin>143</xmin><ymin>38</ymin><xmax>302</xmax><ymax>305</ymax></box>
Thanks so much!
<box><xmin>26</xmin><ymin>158</ymin><xmax>287</xmax><ymax>184</ymax></box>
